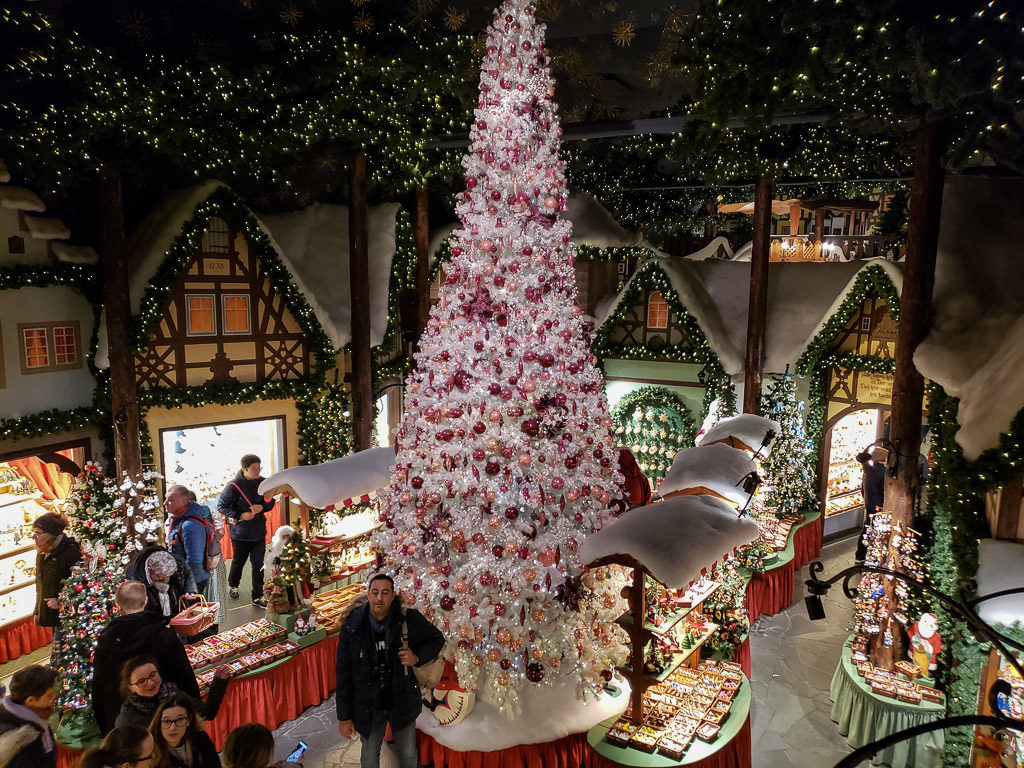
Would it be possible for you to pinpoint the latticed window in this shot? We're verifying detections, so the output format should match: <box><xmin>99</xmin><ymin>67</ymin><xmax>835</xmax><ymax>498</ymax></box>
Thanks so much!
<box><xmin>647</xmin><ymin>292</ymin><xmax>669</xmax><ymax>330</ymax></box>
<box><xmin>222</xmin><ymin>294</ymin><xmax>250</xmax><ymax>334</ymax></box>
<box><xmin>22</xmin><ymin>328</ymin><xmax>48</xmax><ymax>369</ymax></box>
<box><xmin>52</xmin><ymin>326</ymin><xmax>77</xmax><ymax>365</ymax></box>
<box><xmin>200</xmin><ymin>217</ymin><xmax>232</xmax><ymax>253</ymax></box>
<box><xmin>186</xmin><ymin>295</ymin><xmax>216</xmax><ymax>335</ymax></box>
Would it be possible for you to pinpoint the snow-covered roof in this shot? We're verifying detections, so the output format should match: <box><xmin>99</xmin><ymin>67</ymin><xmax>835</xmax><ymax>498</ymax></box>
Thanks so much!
<box><xmin>23</xmin><ymin>215</ymin><xmax>70</xmax><ymax>240</ymax></box>
<box><xmin>259</xmin><ymin>446</ymin><xmax>396</xmax><ymax>509</ymax></box>
<box><xmin>974</xmin><ymin>539</ymin><xmax>1024</xmax><ymax>629</ymax></box>
<box><xmin>52</xmin><ymin>243</ymin><xmax>99</xmax><ymax>265</ymax></box>
<box><xmin>695</xmin><ymin>413</ymin><xmax>781</xmax><ymax>457</ymax></box>
<box><xmin>122</xmin><ymin>182</ymin><xmax>398</xmax><ymax>351</ymax></box>
<box><xmin>915</xmin><ymin>176</ymin><xmax>1024</xmax><ymax>460</ymax></box>
<box><xmin>0</xmin><ymin>186</ymin><xmax>45</xmax><ymax>212</ymax></box>
<box><xmin>657</xmin><ymin>443</ymin><xmax>760</xmax><ymax>506</ymax></box>
<box><xmin>595</xmin><ymin>256</ymin><xmax>902</xmax><ymax>376</ymax></box>
<box><xmin>262</xmin><ymin>203</ymin><xmax>398</xmax><ymax>350</ymax></box>
<box><xmin>580</xmin><ymin>495</ymin><xmax>759</xmax><ymax>588</ymax></box>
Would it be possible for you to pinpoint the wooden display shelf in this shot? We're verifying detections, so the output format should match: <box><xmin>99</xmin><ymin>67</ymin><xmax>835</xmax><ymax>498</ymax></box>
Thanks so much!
<box><xmin>616</xmin><ymin>585</ymin><xmax>718</xmax><ymax>637</ymax></box>
<box><xmin>0</xmin><ymin>543</ymin><xmax>36</xmax><ymax>561</ymax></box>
<box><xmin>308</xmin><ymin>524</ymin><xmax>381</xmax><ymax>555</ymax></box>
<box><xmin>0</xmin><ymin>491</ymin><xmax>42</xmax><ymax>511</ymax></box>
<box><xmin>0</xmin><ymin>578</ymin><xmax>35</xmax><ymax>597</ymax></box>
<box><xmin>618</xmin><ymin>622</ymin><xmax>719</xmax><ymax>682</ymax></box>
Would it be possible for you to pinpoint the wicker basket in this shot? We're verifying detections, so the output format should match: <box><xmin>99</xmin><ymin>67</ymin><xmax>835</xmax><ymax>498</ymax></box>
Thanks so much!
<box><xmin>170</xmin><ymin>596</ymin><xmax>220</xmax><ymax>637</ymax></box>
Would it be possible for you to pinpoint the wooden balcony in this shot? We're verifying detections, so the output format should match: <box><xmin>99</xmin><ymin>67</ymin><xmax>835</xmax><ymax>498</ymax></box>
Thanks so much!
<box><xmin>770</xmin><ymin>234</ymin><xmax>905</xmax><ymax>262</ymax></box>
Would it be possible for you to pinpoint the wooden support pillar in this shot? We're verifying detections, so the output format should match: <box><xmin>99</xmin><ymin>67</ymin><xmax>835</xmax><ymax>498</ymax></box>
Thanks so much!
<box><xmin>743</xmin><ymin>175</ymin><xmax>772</xmax><ymax>414</ymax></box>
<box><xmin>348</xmin><ymin>147</ymin><xmax>373</xmax><ymax>452</ymax></box>
<box><xmin>885</xmin><ymin>117</ymin><xmax>947</xmax><ymax>526</ymax></box>
<box><xmin>98</xmin><ymin>167</ymin><xmax>143</xmax><ymax>481</ymax></box>
<box><xmin>413</xmin><ymin>185</ymin><xmax>431</xmax><ymax>340</ymax></box>
<box><xmin>993</xmin><ymin>475</ymin><xmax>1023</xmax><ymax>540</ymax></box>
<box><xmin>814</xmin><ymin>208</ymin><xmax>826</xmax><ymax>241</ymax></box>
<box><xmin>788</xmin><ymin>203</ymin><xmax>801</xmax><ymax>238</ymax></box>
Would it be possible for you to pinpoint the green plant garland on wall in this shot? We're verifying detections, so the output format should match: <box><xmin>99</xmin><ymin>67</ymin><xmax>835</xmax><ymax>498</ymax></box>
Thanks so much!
<box><xmin>0</xmin><ymin>406</ymin><xmax>99</xmax><ymax>444</ymax></box>
<box><xmin>297</xmin><ymin>381</ymin><xmax>352</xmax><ymax>466</ymax></box>
<box><xmin>795</xmin><ymin>264</ymin><xmax>901</xmax><ymax>378</ymax></box>
<box><xmin>611</xmin><ymin>386</ymin><xmax>696</xmax><ymax>482</ymax></box>
<box><xmin>923</xmin><ymin>382</ymin><xmax>1024</xmax><ymax>767</ymax></box>
<box><xmin>591</xmin><ymin>261</ymin><xmax>725</xmax><ymax>382</ymax></box>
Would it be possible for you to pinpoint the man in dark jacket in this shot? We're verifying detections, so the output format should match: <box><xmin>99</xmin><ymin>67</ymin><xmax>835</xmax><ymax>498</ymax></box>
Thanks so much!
<box><xmin>32</xmin><ymin>512</ymin><xmax>81</xmax><ymax>666</ymax></box>
<box><xmin>92</xmin><ymin>580</ymin><xmax>200</xmax><ymax>734</ymax></box>
<box><xmin>336</xmin><ymin>573</ymin><xmax>444</xmax><ymax>768</ymax></box>
<box><xmin>124</xmin><ymin>545</ymin><xmax>198</xmax><ymax>624</ymax></box>
<box><xmin>217</xmin><ymin>454</ymin><xmax>275</xmax><ymax>607</ymax></box>
<box><xmin>0</xmin><ymin>665</ymin><xmax>58</xmax><ymax>768</ymax></box>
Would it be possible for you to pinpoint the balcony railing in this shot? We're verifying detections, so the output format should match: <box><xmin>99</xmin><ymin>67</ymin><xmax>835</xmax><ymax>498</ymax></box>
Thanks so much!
<box><xmin>770</xmin><ymin>234</ymin><xmax>905</xmax><ymax>262</ymax></box>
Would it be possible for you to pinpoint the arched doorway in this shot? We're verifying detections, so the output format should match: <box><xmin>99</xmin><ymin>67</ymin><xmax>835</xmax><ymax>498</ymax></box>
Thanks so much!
<box><xmin>821</xmin><ymin>404</ymin><xmax>890</xmax><ymax>538</ymax></box>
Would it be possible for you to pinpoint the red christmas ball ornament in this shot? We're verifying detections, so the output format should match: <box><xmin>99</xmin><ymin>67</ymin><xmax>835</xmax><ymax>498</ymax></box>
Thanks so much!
<box><xmin>539</xmin><ymin>353</ymin><xmax>555</xmax><ymax>368</ymax></box>
<box><xmin>411</xmin><ymin>476</ymin><xmax>424</xmax><ymax>489</ymax></box>
<box><xmin>521</xmin><ymin>420</ymin><xmax>540</xmax><ymax>437</ymax></box>
<box><xmin>492</xmin><ymin>545</ymin><xmax>505</xmax><ymax>558</ymax></box>
<box><xmin>505</xmin><ymin>507</ymin><xmax>519</xmax><ymax>520</ymax></box>
<box><xmin>440</xmin><ymin>596</ymin><xmax>455</xmax><ymax>611</ymax></box>
<box><xmin>500</xmin><ymin>657</ymin><xmax>512</xmax><ymax>670</ymax></box>
<box><xmin>526</xmin><ymin>662</ymin><xmax>545</xmax><ymax>682</ymax></box>
<box><xmin>472</xmin><ymin>449</ymin><xmax>485</xmax><ymax>461</ymax></box>
<box><xmin>485</xmin><ymin>461</ymin><xmax>500</xmax><ymax>476</ymax></box>
<box><xmin>466</xmin><ymin>177</ymin><xmax>477</xmax><ymax>188</ymax></box>
<box><xmin>494</xmin><ymin>603</ymin><xmax>506</xmax><ymax>616</ymax></box>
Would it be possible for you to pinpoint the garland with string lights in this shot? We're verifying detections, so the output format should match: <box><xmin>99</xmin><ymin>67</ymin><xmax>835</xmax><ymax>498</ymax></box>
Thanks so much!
<box><xmin>923</xmin><ymin>382</ymin><xmax>1024</xmax><ymax>766</ymax></box>
<box><xmin>591</xmin><ymin>261</ymin><xmax>726</xmax><ymax>381</ymax></box>
<box><xmin>297</xmin><ymin>381</ymin><xmax>352</xmax><ymax>465</ymax></box>
<box><xmin>0</xmin><ymin>406</ymin><xmax>98</xmax><ymax>444</ymax></box>
<box><xmin>611</xmin><ymin>386</ymin><xmax>696</xmax><ymax>482</ymax></box>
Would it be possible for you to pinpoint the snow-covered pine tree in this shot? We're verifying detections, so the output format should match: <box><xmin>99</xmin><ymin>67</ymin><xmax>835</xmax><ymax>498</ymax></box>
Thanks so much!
<box><xmin>759</xmin><ymin>371</ymin><xmax>816</xmax><ymax>518</ymax></box>
<box><xmin>374</xmin><ymin>0</ymin><xmax>629</xmax><ymax>717</ymax></box>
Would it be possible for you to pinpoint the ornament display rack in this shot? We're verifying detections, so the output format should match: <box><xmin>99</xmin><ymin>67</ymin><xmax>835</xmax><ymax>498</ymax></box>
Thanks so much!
<box><xmin>0</xmin><ymin>464</ymin><xmax>47</xmax><ymax>628</ymax></box>
<box><xmin>824</xmin><ymin>409</ymin><xmax>879</xmax><ymax>518</ymax></box>
<box><xmin>590</xmin><ymin>554</ymin><xmax>719</xmax><ymax>726</ymax></box>
<box><xmin>309</xmin><ymin>524</ymin><xmax>380</xmax><ymax>590</ymax></box>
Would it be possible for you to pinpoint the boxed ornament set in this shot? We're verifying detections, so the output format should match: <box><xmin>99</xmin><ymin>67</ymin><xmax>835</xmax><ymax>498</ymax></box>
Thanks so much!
<box><xmin>186</xmin><ymin>617</ymin><xmax>295</xmax><ymax>688</ymax></box>
<box><xmin>605</xmin><ymin>659</ymin><xmax>744</xmax><ymax>758</ymax></box>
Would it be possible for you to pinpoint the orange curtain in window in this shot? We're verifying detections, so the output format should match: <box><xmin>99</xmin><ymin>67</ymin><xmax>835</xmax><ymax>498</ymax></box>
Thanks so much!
<box><xmin>9</xmin><ymin>457</ymin><xmax>73</xmax><ymax>501</ymax></box>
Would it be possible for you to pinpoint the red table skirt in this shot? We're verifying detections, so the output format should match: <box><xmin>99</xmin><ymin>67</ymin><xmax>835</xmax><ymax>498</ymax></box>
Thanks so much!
<box><xmin>57</xmin><ymin>743</ymin><xmax>81</xmax><ymax>768</ymax></box>
<box><xmin>793</xmin><ymin>515</ymin><xmax>823</xmax><ymax>570</ymax></box>
<box><xmin>744</xmin><ymin>559</ymin><xmax>795</xmax><ymax>624</ymax></box>
<box><xmin>733</xmin><ymin>637</ymin><xmax>751</xmax><ymax>679</ymax></box>
<box><xmin>418</xmin><ymin>730</ymin><xmax>589</xmax><ymax>768</ymax></box>
<box><xmin>0</xmin><ymin>616</ymin><xmax>52</xmax><ymax>663</ymax></box>
<box><xmin>204</xmin><ymin>633</ymin><xmax>339</xmax><ymax>749</ymax></box>
<box><xmin>585</xmin><ymin>716</ymin><xmax>751</xmax><ymax>768</ymax></box>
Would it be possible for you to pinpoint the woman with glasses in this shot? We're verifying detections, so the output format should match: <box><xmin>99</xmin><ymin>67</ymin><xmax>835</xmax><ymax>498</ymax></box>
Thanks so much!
<box><xmin>149</xmin><ymin>694</ymin><xmax>220</xmax><ymax>768</ymax></box>
<box><xmin>72</xmin><ymin>725</ymin><xmax>155</xmax><ymax>768</ymax></box>
<box><xmin>115</xmin><ymin>656</ymin><xmax>229</xmax><ymax>730</ymax></box>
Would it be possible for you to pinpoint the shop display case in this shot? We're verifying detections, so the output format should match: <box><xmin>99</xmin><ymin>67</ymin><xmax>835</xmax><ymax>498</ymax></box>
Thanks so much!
<box><xmin>825</xmin><ymin>410</ymin><xmax>879</xmax><ymax>518</ymax></box>
<box><xmin>0</xmin><ymin>463</ymin><xmax>47</xmax><ymax>627</ymax></box>
<box><xmin>309</xmin><ymin>507</ymin><xmax>380</xmax><ymax>588</ymax></box>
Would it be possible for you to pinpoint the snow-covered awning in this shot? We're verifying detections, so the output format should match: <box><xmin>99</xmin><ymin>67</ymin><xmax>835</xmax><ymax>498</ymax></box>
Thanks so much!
<box><xmin>915</xmin><ymin>176</ymin><xmax>1024</xmax><ymax>460</ymax></box>
<box><xmin>657</xmin><ymin>443</ymin><xmax>760</xmax><ymax>506</ymax></box>
<box><xmin>52</xmin><ymin>243</ymin><xmax>99</xmax><ymax>265</ymax></box>
<box><xmin>0</xmin><ymin>185</ymin><xmax>45</xmax><ymax>212</ymax></box>
<box><xmin>974</xmin><ymin>539</ymin><xmax>1024</xmax><ymax>629</ymax></box>
<box><xmin>580</xmin><ymin>495</ymin><xmax>759</xmax><ymax>588</ymax></box>
<box><xmin>696</xmin><ymin>413</ymin><xmax>780</xmax><ymax>457</ymax></box>
<box><xmin>259</xmin><ymin>446</ymin><xmax>395</xmax><ymax>510</ymax></box>
<box><xmin>23</xmin><ymin>215</ymin><xmax>70</xmax><ymax>240</ymax></box>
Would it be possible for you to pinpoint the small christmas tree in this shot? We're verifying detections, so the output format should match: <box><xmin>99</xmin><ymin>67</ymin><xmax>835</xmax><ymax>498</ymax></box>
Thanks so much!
<box><xmin>759</xmin><ymin>371</ymin><xmax>816</xmax><ymax>518</ymax></box>
<box><xmin>375</xmin><ymin>0</ymin><xmax>629</xmax><ymax>717</ymax></box>
<box><xmin>54</xmin><ymin>463</ymin><xmax>162</xmax><ymax>745</ymax></box>
<box><xmin>696</xmin><ymin>380</ymin><xmax>737</xmax><ymax>445</ymax></box>
<box><xmin>267</xmin><ymin>530</ymin><xmax>311</xmax><ymax>611</ymax></box>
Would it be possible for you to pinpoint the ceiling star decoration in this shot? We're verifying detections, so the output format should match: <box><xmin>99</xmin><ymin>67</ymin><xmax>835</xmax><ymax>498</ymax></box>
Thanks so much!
<box><xmin>279</xmin><ymin>4</ymin><xmax>303</xmax><ymax>26</ymax></box>
<box><xmin>612</xmin><ymin>20</ymin><xmax>636</xmax><ymax>47</ymax></box>
<box><xmin>443</xmin><ymin>6</ymin><xmax>468</xmax><ymax>31</ymax></box>
<box><xmin>353</xmin><ymin>10</ymin><xmax>375</xmax><ymax>32</ymax></box>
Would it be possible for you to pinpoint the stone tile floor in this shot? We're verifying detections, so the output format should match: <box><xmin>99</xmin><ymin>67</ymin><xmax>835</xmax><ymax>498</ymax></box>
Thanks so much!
<box><xmin>276</xmin><ymin>536</ymin><xmax>860</xmax><ymax>768</ymax></box>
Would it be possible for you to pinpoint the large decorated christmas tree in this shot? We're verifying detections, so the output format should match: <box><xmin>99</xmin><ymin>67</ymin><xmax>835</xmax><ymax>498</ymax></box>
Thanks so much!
<box><xmin>759</xmin><ymin>371</ymin><xmax>816</xmax><ymax>518</ymax></box>
<box><xmin>375</xmin><ymin>0</ymin><xmax>629</xmax><ymax>718</ymax></box>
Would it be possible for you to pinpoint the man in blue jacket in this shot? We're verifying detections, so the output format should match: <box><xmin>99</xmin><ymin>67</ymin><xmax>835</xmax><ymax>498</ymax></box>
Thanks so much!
<box><xmin>165</xmin><ymin>484</ymin><xmax>211</xmax><ymax>593</ymax></box>
<box><xmin>336</xmin><ymin>573</ymin><xmax>444</xmax><ymax>768</ymax></box>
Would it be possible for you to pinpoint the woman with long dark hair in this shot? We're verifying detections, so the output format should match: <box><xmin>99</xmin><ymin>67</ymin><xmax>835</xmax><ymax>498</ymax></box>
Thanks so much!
<box><xmin>221</xmin><ymin>723</ymin><xmax>275</xmax><ymax>768</ymax></box>
<box><xmin>149</xmin><ymin>693</ymin><xmax>220</xmax><ymax>768</ymax></box>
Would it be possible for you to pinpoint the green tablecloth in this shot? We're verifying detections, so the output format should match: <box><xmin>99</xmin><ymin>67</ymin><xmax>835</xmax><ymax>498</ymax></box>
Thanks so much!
<box><xmin>829</xmin><ymin>636</ymin><xmax>945</xmax><ymax>768</ymax></box>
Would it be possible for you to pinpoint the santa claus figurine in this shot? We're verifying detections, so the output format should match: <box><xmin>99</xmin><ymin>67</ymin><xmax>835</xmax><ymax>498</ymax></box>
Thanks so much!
<box><xmin>907</xmin><ymin>612</ymin><xmax>942</xmax><ymax>677</ymax></box>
